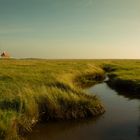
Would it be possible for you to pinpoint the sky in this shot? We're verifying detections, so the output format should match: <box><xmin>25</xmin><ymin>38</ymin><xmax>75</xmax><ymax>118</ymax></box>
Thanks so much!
<box><xmin>0</xmin><ymin>0</ymin><xmax>140</xmax><ymax>59</ymax></box>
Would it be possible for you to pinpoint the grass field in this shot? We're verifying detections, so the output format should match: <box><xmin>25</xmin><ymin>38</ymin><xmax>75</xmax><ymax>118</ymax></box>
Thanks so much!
<box><xmin>0</xmin><ymin>59</ymin><xmax>139</xmax><ymax>139</ymax></box>
<box><xmin>0</xmin><ymin>59</ymin><xmax>105</xmax><ymax>140</ymax></box>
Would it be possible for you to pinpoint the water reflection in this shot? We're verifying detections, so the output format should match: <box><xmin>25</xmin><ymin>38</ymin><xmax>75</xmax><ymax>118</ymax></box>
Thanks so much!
<box><xmin>26</xmin><ymin>117</ymin><xmax>103</xmax><ymax>140</ymax></box>
<box><xmin>106</xmin><ymin>81</ymin><xmax>140</xmax><ymax>100</ymax></box>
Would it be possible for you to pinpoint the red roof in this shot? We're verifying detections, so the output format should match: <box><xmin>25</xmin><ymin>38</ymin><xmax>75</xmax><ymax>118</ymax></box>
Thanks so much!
<box><xmin>1</xmin><ymin>52</ymin><xmax>10</xmax><ymax>58</ymax></box>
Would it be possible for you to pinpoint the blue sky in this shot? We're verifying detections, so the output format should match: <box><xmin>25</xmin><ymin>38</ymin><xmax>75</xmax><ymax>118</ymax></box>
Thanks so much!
<box><xmin>0</xmin><ymin>0</ymin><xmax>140</xmax><ymax>58</ymax></box>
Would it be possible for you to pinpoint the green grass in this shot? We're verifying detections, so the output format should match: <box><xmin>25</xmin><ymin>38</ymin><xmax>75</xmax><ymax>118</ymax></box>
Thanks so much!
<box><xmin>0</xmin><ymin>59</ymin><xmax>105</xmax><ymax>140</ymax></box>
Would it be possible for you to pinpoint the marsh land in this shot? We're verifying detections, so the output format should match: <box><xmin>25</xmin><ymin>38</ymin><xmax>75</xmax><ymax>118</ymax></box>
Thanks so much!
<box><xmin>0</xmin><ymin>59</ymin><xmax>139</xmax><ymax>140</ymax></box>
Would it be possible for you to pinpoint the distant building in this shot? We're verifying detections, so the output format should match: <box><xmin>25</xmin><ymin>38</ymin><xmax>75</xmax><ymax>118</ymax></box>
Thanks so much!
<box><xmin>1</xmin><ymin>51</ymin><xmax>10</xmax><ymax>58</ymax></box>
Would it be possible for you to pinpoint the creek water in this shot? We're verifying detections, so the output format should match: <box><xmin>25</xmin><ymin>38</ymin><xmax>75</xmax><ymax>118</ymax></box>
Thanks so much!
<box><xmin>27</xmin><ymin>81</ymin><xmax>140</xmax><ymax>140</ymax></box>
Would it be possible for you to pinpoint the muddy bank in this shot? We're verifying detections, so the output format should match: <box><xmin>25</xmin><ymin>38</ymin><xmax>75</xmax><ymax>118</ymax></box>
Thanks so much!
<box><xmin>107</xmin><ymin>74</ymin><xmax>140</xmax><ymax>99</ymax></box>
<box><xmin>102</xmin><ymin>64</ymin><xmax>140</xmax><ymax>99</ymax></box>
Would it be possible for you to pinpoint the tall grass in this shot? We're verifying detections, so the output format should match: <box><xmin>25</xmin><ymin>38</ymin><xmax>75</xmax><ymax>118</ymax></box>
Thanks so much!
<box><xmin>0</xmin><ymin>59</ymin><xmax>105</xmax><ymax>139</ymax></box>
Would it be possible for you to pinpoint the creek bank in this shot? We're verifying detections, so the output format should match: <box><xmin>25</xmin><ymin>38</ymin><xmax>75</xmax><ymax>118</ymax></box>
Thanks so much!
<box><xmin>107</xmin><ymin>75</ymin><xmax>140</xmax><ymax>99</ymax></box>
<box><xmin>102</xmin><ymin>64</ymin><xmax>140</xmax><ymax>99</ymax></box>
<box><xmin>37</xmin><ymin>72</ymin><xmax>106</xmax><ymax>122</ymax></box>
<box><xmin>74</xmin><ymin>72</ymin><xmax>105</xmax><ymax>88</ymax></box>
